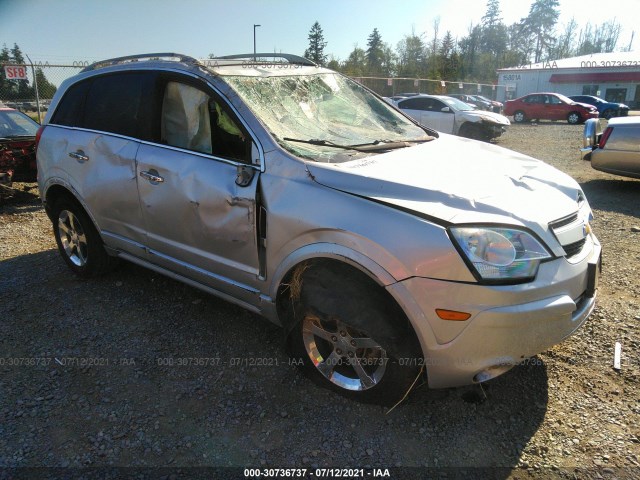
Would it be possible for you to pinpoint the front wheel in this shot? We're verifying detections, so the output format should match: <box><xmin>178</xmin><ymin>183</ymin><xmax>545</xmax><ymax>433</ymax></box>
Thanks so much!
<box><xmin>286</xmin><ymin>263</ymin><xmax>423</xmax><ymax>405</ymax></box>
<box><xmin>513</xmin><ymin>111</ymin><xmax>526</xmax><ymax>123</ymax></box>
<box><xmin>567</xmin><ymin>112</ymin><xmax>582</xmax><ymax>124</ymax></box>
<box><xmin>52</xmin><ymin>198</ymin><xmax>118</xmax><ymax>277</ymax></box>
<box><xmin>459</xmin><ymin>123</ymin><xmax>491</xmax><ymax>142</ymax></box>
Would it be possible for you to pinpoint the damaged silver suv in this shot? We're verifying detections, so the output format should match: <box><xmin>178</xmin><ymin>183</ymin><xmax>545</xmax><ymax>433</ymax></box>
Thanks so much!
<box><xmin>37</xmin><ymin>53</ymin><xmax>601</xmax><ymax>405</ymax></box>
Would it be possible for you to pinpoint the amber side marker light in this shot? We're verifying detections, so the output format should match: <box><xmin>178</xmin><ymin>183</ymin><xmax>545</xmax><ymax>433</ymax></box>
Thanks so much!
<box><xmin>435</xmin><ymin>309</ymin><xmax>472</xmax><ymax>321</ymax></box>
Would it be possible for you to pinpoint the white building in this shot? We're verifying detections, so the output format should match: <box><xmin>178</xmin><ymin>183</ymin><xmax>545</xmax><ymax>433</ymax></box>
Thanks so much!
<box><xmin>497</xmin><ymin>51</ymin><xmax>640</xmax><ymax>107</ymax></box>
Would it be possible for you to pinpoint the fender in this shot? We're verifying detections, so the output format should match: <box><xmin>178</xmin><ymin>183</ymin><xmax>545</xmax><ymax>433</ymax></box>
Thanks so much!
<box><xmin>267</xmin><ymin>242</ymin><xmax>439</xmax><ymax>353</ymax></box>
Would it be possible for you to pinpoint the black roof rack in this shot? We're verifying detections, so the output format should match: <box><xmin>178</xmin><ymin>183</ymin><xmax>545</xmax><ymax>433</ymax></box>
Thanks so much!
<box><xmin>216</xmin><ymin>53</ymin><xmax>317</xmax><ymax>67</ymax></box>
<box><xmin>81</xmin><ymin>53</ymin><xmax>200</xmax><ymax>73</ymax></box>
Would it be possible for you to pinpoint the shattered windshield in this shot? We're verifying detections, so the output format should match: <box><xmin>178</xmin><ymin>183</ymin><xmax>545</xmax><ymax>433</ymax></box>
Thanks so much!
<box><xmin>223</xmin><ymin>73</ymin><xmax>430</xmax><ymax>162</ymax></box>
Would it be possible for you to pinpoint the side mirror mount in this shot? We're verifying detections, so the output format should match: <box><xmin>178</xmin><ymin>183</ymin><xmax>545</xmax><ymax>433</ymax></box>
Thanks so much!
<box><xmin>236</xmin><ymin>164</ymin><xmax>255</xmax><ymax>187</ymax></box>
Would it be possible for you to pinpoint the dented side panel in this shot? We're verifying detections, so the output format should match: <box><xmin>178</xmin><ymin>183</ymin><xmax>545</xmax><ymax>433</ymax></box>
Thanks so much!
<box><xmin>135</xmin><ymin>143</ymin><xmax>261</xmax><ymax>301</ymax></box>
<box><xmin>40</xmin><ymin>126</ymin><xmax>146</xmax><ymax>251</ymax></box>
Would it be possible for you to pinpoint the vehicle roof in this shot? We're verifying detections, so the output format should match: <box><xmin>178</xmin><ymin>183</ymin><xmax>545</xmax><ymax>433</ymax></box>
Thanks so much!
<box><xmin>76</xmin><ymin>52</ymin><xmax>334</xmax><ymax>79</ymax></box>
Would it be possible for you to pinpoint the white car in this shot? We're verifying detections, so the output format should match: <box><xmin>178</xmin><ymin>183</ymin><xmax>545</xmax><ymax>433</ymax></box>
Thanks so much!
<box><xmin>394</xmin><ymin>94</ymin><xmax>510</xmax><ymax>141</ymax></box>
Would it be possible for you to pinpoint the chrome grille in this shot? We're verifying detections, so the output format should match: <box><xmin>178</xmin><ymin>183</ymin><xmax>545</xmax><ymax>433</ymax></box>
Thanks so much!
<box><xmin>562</xmin><ymin>238</ymin><xmax>587</xmax><ymax>258</ymax></box>
<box><xmin>549</xmin><ymin>213</ymin><xmax>578</xmax><ymax>230</ymax></box>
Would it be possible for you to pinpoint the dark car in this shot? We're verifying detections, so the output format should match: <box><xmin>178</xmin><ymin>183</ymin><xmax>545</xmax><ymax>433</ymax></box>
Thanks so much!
<box><xmin>475</xmin><ymin>95</ymin><xmax>504</xmax><ymax>113</ymax></box>
<box><xmin>0</xmin><ymin>108</ymin><xmax>40</xmax><ymax>188</ymax></box>
<box><xmin>504</xmin><ymin>92</ymin><xmax>599</xmax><ymax>124</ymax></box>
<box><xmin>569</xmin><ymin>95</ymin><xmax>629</xmax><ymax>120</ymax></box>
<box><xmin>449</xmin><ymin>94</ymin><xmax>489</xmax><ymax>111</ymax></box>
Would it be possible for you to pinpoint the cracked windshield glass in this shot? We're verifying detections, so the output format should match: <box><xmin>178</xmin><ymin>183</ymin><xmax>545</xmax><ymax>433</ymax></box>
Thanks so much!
<box><xmin>224</xmin><ymin>73</ymin><xmax>431</xmax><ymax>162</ymax></box>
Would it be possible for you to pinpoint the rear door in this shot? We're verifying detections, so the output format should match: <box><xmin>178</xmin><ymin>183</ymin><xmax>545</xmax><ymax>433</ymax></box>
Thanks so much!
<box><xmin>42</xmin><ymin>72</ymin><xmax>155</xmax><ymax>253</ymax></box>
<box><xmin>135</xmin><ymin>74</ymin><xmax>262</xmax><ymax>303</ymax></box>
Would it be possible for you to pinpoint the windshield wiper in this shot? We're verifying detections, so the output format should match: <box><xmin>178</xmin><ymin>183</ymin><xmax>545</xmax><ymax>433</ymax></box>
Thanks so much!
<box><xmin>283</xmin><ymin>136</ymin><xmax>433</xmax><ymax>152</ymax></box>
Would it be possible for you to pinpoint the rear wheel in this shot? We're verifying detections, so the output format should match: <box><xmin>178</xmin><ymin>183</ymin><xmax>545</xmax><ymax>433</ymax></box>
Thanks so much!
<box><xmin>513</xmin><ymin>111</ymin><xmax>526</xmax><ymax>123</ymax></box>
<box><xmin>567</xmin><ymin>111</ymin><xmax>582</xmax><ymax>124</ymax></box>
<box><xmin>52</xmin><ymin>198</ymin><xmax>118</xmax><ymax>277</ymax></box>
<box><xmin>285</xmin><ymin>263</ymin><xmax>423</xmax><ymax>405</ymax></box>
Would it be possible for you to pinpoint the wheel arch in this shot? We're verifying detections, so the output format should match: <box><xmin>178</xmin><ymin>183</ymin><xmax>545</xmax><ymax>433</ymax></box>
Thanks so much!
<box><xmin>272</xmin><ymin>246</ymin><xmax>431</xmax><ymax>356</ymax></box>
<box><xmin>43</xmin><ymin>181</ymin><xmax>100</xmax><ymax>233</ymax></box>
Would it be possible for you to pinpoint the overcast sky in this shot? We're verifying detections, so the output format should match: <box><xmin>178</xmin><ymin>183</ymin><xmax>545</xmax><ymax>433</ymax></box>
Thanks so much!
<box><xmin>1</xmin><ymin>0</ymin><xmax>637</xmax><ymax>64</ymax></box>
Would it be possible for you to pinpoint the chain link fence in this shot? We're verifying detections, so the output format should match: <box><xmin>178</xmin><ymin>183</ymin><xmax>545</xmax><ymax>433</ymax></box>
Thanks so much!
<box><xmin>0</xmin><ymin>62</ymin><xmax>508</xmax><ymax>122</ymax></box>
<box><xmin>354</xmin><ymin>76</ymin><xmax>506</xmax><ymax>100</ymax></box>
<box><xmin>0</xmin><ymin>63</ymin><xmax>86</xmax><ymax>122</ymax></box>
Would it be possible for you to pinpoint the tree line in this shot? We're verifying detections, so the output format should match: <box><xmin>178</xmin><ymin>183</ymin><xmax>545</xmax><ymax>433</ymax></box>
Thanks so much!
<box><xmin>0</xmin><ymin>44</ymin><xmax>57</xmax><ymax>100</ymax></box>
<box><xmin>304</xmin><ymin>0</ymin><xmax>626</xmax><ymax>82</ymax></box>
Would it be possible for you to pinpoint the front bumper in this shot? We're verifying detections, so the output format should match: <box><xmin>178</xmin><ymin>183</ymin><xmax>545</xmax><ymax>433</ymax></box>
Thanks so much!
<box><xmin>389</xmin><ymin>238</ymin><xmax>601</xmax><ymax>388</ymax></box>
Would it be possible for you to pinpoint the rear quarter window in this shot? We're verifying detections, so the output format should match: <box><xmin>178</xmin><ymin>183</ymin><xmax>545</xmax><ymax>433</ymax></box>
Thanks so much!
<box><xmin>51</xmin><ymin>72</ymin><xmax>155</xmax><ymax>140</ymax></box>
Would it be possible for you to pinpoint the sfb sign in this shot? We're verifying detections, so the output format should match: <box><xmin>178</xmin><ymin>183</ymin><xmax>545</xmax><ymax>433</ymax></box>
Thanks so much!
<box><xmin>4</xmin><ymin>65</ymin><xmax>29</xmax><ymax>80</ymax></box>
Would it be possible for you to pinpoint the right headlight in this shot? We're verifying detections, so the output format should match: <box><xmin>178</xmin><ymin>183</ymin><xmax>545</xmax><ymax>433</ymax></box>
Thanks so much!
<box><xmin>449</xmin><ymin>226</ymin><xmax>553</xmax><ymax>283</ymax></box>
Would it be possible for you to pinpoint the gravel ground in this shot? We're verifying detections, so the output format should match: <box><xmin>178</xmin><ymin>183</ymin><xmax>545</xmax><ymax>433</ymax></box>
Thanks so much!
<box><xmin>0</xmin><ymin>122</ymin><xmax>639</xmax><ymax>479</ymax></box>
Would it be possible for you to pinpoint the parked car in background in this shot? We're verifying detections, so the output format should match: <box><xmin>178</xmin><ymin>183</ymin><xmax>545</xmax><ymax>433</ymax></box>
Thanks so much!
<box><xmin>449</xmin><ymin>93</ymin><xmax>489</xmax><ymax>111</ymax></box>
<box><xmin>475</xmin><ymin>95</ymin><xmax>504</xmax><ymax>113</ymax></box>
<box><xmin>569</xmin><ymin>95</ymin><xmax>629</xmax><ymax>120</ymax></box>
<box><xmin>394</xmin><ymin>94</ymin><xmax>510</xmax><ymax>140</ymax></box>
<box><xmin>0</xmin><ymin>107</ymin><xmax>39</xmax><ymax>192</ymax></box>
<box><xmin>504</xmin><ymin>92</ymin><xmax>599</xmax><ymax>124</ymax></box>
<box><xmin>37</xmin><ymin>53</ymin><xmax>599</xmax><ymax>405</ymax></box>
<box><xmin>581</xmin><ymin>117</ymin><xmax>640</xmax><ymax>179</ymax></box>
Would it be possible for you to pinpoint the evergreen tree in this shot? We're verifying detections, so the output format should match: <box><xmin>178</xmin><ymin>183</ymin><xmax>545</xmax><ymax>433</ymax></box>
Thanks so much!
<box><xmin>365</xmin><ymin>28</ymin><xmax>384</xmax><ymax>75</ymax></box>
<box><xmin>304</xmin><ymin>21</ymin><xmax>328</xmax><ymax>66</ymax></box>
<box><xmin>35</xmin><ymin>68</ymin><xmax>57</xmax><ymax>99</ymax></box>
<box><xmin>520</xmin><ymin>0</ymin><xmax>560</xmax><ymax>62</ymax></box>
<box><xmin>343</xmin><ymin>46</ymin><xmax>366</xmax><ymax>76</ymax></box>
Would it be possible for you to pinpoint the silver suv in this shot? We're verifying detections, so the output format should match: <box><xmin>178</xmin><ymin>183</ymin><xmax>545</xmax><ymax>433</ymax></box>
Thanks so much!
<box><xmin>37</xmin><ymin>53</ymin><xmax>601</xmax><ymax>405</ymax></box>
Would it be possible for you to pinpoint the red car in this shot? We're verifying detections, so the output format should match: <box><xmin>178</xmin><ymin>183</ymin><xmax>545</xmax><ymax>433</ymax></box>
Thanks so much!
<box><xmin>504</xmin><ymin>92</ymin><xmax>599</xmax><ymax>124</ymax></box>
<box><xmin>0</xmin><ymin>107</ymin><xmax>39</xmax><ymax>189</ymax></box>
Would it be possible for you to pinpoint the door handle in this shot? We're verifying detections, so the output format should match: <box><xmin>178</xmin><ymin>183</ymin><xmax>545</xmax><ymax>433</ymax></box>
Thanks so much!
<box><xmin>68</xmin><ymin>150</ymin><xmax>89</xmax><ymax>162</ymax></box>
<box><xmin>140</xmin><ymin>170</ymin><xmax>164</xmax><ymax>183</ymax></box>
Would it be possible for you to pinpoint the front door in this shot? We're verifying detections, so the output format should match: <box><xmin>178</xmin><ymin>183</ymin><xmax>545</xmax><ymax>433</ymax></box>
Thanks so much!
<box><xmin>136</xmin><ymin>77</ymin><xmax>262</xmax><ymax>303</ymax></box>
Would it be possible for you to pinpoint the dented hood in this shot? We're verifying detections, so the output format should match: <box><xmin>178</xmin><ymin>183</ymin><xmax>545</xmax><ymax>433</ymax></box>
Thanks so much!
<box><xmin>306</xmin><ymin>134</ymin><xmax>583</xmax><ymax>232</ymax></box>
<box><xmin>462</xmin><ymin>109</ymin><xmax>510</xmax><ymax>125</ymax></box>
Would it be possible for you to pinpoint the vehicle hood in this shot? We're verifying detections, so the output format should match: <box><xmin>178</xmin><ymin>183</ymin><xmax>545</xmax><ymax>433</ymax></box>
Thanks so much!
<box><xmin>307</xmin><ymin>134</ymin><xmax>584</xmax><ymax>237</ymax></box>
<box><xmin>459</xmin><ymin>109</ymin><xmax>510</xmax><ymax>125</ymax></box>
<box><xmin>573</xmin><ymin>102</ymin><xmax>597</xmax><ymax>111</ymax></box>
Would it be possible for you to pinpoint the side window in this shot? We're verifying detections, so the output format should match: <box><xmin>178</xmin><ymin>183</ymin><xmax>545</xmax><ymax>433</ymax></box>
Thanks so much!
<box><xmin>50</xmin><ymin>80</ymin><xmax>90</xmax><ymax>127</ymax></box>
<box><xmin>162</xmin><ymin>82</ymin><xmax>212</xmax><ymax>154</ymax></box>
<box><xmin>400</xmin><ymin>97</ymin><xmax>430</xmax><ymax>111</ymax></box>
<box><xmin>431</xmin><ymin>100</ymin><xmax>447</xmax><ymax>111</ymax></box>
<box><xmin>160</xmin><ymin>80</ymin><xmax>248</xmax><ymax>161</ymax></box>
<box><xmin>83</xmin><ymin>73</ymin><xmax>153</xmax><ymax>139</ymax></box>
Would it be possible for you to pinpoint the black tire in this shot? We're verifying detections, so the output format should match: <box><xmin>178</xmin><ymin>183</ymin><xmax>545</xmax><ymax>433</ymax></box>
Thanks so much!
<box><xmin>285</xmin><ymin>263</ymin><xmax>423</xmax><ymax>406</ymax></box>
<box><xmin>567</xmin><ymin>111</ymin><xmax>581</xmax><ymax>124</ymax></box>
<box><xmin>51</xmin><ymin>197</ymin><xmax>118</xmax><ymax>277</ymax></box>
<box><xmin>602</xmin><ymin>109</ymin><xmax>614</xmax><ymax>120</ymax></box>
<box><xmin>513</xmin><ymin>110</ymin><xmax>526</xmax><ymax>123</ymax></box>
<box><xmin>459</xmin><ymin>123</ymin><xmax>489</xmax><ymax>141</ymax></box>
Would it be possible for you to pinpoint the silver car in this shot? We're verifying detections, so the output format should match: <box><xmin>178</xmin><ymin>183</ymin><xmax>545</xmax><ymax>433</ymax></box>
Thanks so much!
<box><xmin>393</xmin><ymin>94</ymin><xmax>510</xmax><ymax>141</ymax></box>
<box><xmin>37</xmin><ymin>53</ymin><xmax>601</xmax><ymax>405</ymax></box>
<box><xmin>582</xmin><ymin>117</ymin><xmax>640</xmax><ymax>179</ymax></box>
